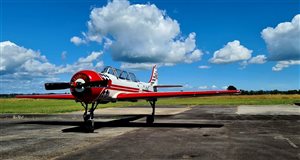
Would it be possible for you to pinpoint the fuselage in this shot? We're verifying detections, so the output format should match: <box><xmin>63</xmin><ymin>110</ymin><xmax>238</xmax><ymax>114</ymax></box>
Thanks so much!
<box><xmin>101</xmin><ymin>72</ymin><xmax>153</xmax><ymax>99</ymax></box>
<box><xmin>69</xmin><ymin>66</ymin><xmax>157</xmax><ymax>103</ymax></box>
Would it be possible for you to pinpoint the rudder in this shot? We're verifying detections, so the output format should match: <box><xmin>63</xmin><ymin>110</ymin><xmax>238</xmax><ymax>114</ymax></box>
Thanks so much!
<box><xmin>148</xmin><ymin>65</ymin><xmax>158</xmax><ymax>86</ymax></box>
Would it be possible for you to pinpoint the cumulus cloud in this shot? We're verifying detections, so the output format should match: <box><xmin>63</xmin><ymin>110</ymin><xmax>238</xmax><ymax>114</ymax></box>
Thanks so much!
<box><xmin>120</xmin><ymin>62</ymin><xmax>157</xmax><ymax>70</ymax></box>
<box><xmin>209</xmin><ymin>40</ymin><xmax>252</xmax><ymax>64</ymax></box>
<box><xmin>261</xmin><ymin>14</ymin><xmax>300</xmax><ymax>71</ymax></box>
<box><xmin>240</xmin><ymin>54</ymin><xmax>267</xmax><ymax>69</ymax></box>
<box><xmin>57</xmin><ymin>51</ymin><xmax>104</xmax><ymax>74</ymax></box>
<box><xmin>272</xmin><ymin>60</ymin><xmax>300</xmax><ymax>71</ymax></box>
<box><xmin>77</xmin><ymin>51</ymin><xmax>102</xmax><ymax>63</ymax></box>
<box><xmin>0</xmin><ymin>41</ymin><xmax>105</xmax><ymax>93</ymax></box>
<box><xmin>0</xmin><ymin>41</ymin><xmax>56</xmax><ymax>77</ymax></box>
<box><xmin>248</xmin><ymin>55</ymin><xmax>267</xmax><ymax>64</ymax></box>
<box><xmin>73</xmin><ymin>0</ymin><xmax>202</xmax><ymax>67</ymax></box>
<box><xmin>261</xmin><ymin>14</ymin><xmax>300</xmax><ymax>61</ymax></box>
<box><xmin>0</xmin><ymin>41</ymin><xmax>104</xmax><ymax>82</ymax></box>
<box><xmin>70</xmin><ymin>36</ymin><xmax>87</xmax><ymax>45</ymax></box>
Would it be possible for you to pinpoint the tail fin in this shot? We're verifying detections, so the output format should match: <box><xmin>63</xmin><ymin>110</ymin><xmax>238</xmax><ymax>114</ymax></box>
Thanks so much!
<box><xmin>148</xmin><ymin>65</ymin><xmax>158</xmax><ymax>86</ymax></box>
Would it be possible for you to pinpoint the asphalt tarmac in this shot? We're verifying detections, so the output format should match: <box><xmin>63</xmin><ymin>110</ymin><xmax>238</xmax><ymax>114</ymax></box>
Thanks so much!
<box><xmin>1</xmin><ymin>105</ymin><xmax>299</xmax><ymax>160</ymax></box>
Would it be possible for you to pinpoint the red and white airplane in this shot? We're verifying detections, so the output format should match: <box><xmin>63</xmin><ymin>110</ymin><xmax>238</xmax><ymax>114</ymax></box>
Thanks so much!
<box><xmin>17</xmin><ymin>65</ymin><xmax>240</xmax><ymax>132</ymax></box>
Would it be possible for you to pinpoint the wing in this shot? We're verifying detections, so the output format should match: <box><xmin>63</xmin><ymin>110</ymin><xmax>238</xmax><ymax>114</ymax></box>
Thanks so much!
<box><xmin>116</xmin><ymin>89</ymin><xmax>240</xmax><ymax>100</ymax></box>
<box><xmin>15</xmin><ymin>94</ymin><xmax>75</xmax><ymax>99</ymax></box>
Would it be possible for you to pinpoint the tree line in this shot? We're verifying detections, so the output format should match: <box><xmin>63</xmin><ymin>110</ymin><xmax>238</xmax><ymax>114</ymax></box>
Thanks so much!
<box><xmin>240</xmin><ymin>89</ymin><xmax>300</xmax><ymax>95</ymax></box>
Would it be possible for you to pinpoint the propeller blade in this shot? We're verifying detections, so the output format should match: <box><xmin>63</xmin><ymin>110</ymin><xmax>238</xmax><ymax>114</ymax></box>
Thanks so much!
<box><xmin>45</xmin><ymin>82</ymin><xmax>70</xmax><ymax>90</ymax></box>
<box><xmin>44</xmin><ymin>80</ymin><xmax>106</xmax><ymax>90</ymax></box>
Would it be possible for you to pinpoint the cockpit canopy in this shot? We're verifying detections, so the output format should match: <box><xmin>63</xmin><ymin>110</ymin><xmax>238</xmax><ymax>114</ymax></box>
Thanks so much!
<box><xmin>101</xmin><ymin>66</ymin><xmax>139</xmax><ymax>82</ymax></box>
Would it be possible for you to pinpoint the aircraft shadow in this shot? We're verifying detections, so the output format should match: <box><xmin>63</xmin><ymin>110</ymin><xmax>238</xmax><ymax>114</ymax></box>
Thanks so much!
<box><xmin>20</xmin><ymin>115</ymin><xmax>224</xmax><ymax>133</ymax></box>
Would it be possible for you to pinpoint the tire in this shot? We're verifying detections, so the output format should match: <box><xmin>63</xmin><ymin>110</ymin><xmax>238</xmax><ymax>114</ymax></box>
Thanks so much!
<box><xmin>84</xmin><ymin>119</ymin><xmax>94</xmax><ymax>133</ymax></box>
<box><xmin>146</xmin><ymin>115</ymin><xmax>154</xmax><ymax>124</ymax></box>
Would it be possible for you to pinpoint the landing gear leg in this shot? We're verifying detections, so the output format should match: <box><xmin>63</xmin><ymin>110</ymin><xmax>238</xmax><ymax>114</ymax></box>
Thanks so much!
<box><xmin>146</xmin><ymin>99</ymin><xmax>156</xmax><ymax>124</ymax></box>
<box><xmin>81</xmin><ymin>102</ymin><xmax>99</xmax><ymax>133</ymax></box>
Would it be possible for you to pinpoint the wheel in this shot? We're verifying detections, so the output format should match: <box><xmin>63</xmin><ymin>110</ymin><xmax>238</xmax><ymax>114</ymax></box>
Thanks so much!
<box><xmin>84</xmin><ymin>119</ymin><xmax>94</xmax><ymax>133</ymax></box>
<box><xmin>146</xmin><ymin>115</ymin><xmax>154</xmax><ymax>124</ymax></box>
<box><xmin>83</xmin><ymin>114</ymin><xmax>90</xmax><ymax>121</ymax></box>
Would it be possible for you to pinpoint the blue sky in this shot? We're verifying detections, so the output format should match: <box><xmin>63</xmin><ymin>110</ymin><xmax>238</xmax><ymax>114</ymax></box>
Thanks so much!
<box><xmin>1</xmin><ymin>0</ymin><xmax>299</xmax><ymax>93</ymax></box>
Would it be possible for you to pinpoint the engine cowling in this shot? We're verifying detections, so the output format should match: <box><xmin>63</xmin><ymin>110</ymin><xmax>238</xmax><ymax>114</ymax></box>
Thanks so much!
<box><xmin>70</xmin><ymin>70</ymin><xmax>107</xmax><ymax>103</ymax></box>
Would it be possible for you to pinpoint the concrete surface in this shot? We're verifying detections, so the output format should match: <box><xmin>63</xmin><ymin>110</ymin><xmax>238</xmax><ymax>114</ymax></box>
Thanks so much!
<box><xmin>237</xmin><ymin>105</ymin><xmax>300</xmax><ymax>115</ymax></box>
<box><xmin>1</xmin><ymin>105</ymin><xmax>300</xmax><ymax>160</ymax></box>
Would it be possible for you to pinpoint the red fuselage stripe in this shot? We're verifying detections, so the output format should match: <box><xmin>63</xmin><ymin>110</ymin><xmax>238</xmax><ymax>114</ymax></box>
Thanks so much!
<box><xmin>110</xmin><ymin>84</ymin><xmax>139</xmax><ymax>91</ymax></box>
<box><xmin>108</xmin><ymin>87</ymin><xmax>139</xmax><ymax>92</ymax></box>
<box><xmin>108</xmin><ymin>84</ymin><xmax>152</xmax><ymax>93</ymax></box>
<box><xmin>109</xmin><ymin>86</ymin><xmax>138</xmax><ymax>92</ymax></box>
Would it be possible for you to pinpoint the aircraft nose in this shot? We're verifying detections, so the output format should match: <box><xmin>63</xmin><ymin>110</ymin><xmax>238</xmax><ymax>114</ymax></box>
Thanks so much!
<box><xmin>70</xmin><ymin>70</ymin><xmax>106</xmax><ymax>103</ymax></box>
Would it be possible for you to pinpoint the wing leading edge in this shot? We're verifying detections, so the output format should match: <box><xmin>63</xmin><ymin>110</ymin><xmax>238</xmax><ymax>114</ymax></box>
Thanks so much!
<box><xmin>16</xmin><ymin>90</ymin><xmax>240</xmax><ymax>100</ymax></box>
<box><xmin>116</xmin><ymin>89</ymin><xmax>240</xmax><ymax>100</ymax></box>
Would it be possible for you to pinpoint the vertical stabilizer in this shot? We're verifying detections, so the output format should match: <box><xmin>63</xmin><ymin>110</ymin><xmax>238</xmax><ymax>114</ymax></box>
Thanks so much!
<box><xmin>148</xmin><ymin>65</ymin><xmax>158</xmax><ymax>86</ymax></box>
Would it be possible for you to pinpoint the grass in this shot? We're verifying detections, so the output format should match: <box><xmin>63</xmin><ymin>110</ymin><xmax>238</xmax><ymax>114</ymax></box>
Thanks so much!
<box><xmin>0</xmin><ymin>94</ymin><xmax>299</xmax><ymax>114</ymax></box>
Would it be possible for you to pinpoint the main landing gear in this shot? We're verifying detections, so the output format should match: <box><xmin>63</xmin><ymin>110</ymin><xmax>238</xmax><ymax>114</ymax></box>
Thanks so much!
<box><xmin>80</xmin><ymin>99</ymin><xmax>156</xmax><ymax>132</ymax></box>
<box><xmin>80</xmin><ymin>102</ymin><xmax>99</xmax><ymax>133</ymax></box>
<box><xmin>146</xmin><ymin>99</ymin><xmax>157</xmax><ymax>124</ymax></box>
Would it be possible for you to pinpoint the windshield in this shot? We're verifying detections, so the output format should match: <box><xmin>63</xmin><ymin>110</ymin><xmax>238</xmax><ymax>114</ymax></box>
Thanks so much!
<box><xmin>119</xmin><ymin>71</ymin><xmax>128</xmax><ymax>80</ymax></box>
<box><xmin>101</xmin><ymin>66</ymin><xmax>139</xmax><ymax>81</ymax></box>
<box><xmin>129</xmin><ymin>72</ymin><xmax>138</xmax><ymax>82</ymax></box>
<box><xmin>101</xmin><ymin>66</ymin><xmax>110</xmax><ymax>73</ymax></box>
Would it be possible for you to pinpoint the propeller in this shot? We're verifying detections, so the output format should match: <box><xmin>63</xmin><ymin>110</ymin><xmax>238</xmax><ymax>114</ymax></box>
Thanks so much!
<box><xmin>44</xmin><ymin>81</ymin><xmax>105</xmax><ymax>90</ymax></box>
<box><xmin>45</xmin><ymin>82</ymin><xmax>70</xmax><ymax>90</ymax></box>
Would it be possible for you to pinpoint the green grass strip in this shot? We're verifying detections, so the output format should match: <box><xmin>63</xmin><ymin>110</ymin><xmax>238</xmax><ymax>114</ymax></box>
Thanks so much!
<box><xmin>0</xmin><ymin>94</ymin><xmax>299</xmax><ymax>114</ymax></box>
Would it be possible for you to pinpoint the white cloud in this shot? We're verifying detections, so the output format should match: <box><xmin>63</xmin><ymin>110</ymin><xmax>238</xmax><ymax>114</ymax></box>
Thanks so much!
<box><xmin>95</xmin><ymin>61</ymin><xmax>104</xmax><ymax>68</ymax></box>
<box><xmin>70</xmin><ymin>36</ymin><xmax>87</xmax><ymax>45</ymax></box>
<box><xmin>0</xmin><ymin>41</ymin><xmax>104</xmax><ymax>89</ymax></box>
<box><xmin>240</xmin><ymin>54</ymin><xmax>267</xmax><ymax>69</ymax></box>
<box><xmin>120</xmin><ymin>62</ymin><xmax>157</xmax><ymax>70</ymax></box>
<box><xmin>183</xmin><ymin>84</ymin><xmax>194</xmax><ymax>90</ymax></box>
<box><xmin>0</xmin><ymin>41</ymin><xmax>56</xmax><ymax>77</ymax></box>
<box><xmin>222</xmin><ymin>86</ymin><xmax>228</xmax><ymax>90</ymax></box>
<box><xmin>261</xmin><ymin>14</ymin><xmax>300</xmax><ymax>61</ymax></box>
<box><xmin>248</xmin><ymin>55</ymin><xmax>267</xmax><ymax>64</ymax></box>
<box><xmin>211</xmin><ymin>85</ymin><xmax>218</xmax><ymax>89</ymax></box>
<box><xmin>77</xmin><ymin>51</ymin><xmax>102</xmax><ymax>63</ymax></box>
<box><xmin>73</xmin><ymin>0</ymin><xmax>202</xmax><ymax>67</ymax></box>
<box><xmin>198</xmin><ymin>65</ymin><xmax>211</xmax><ymax>69</ymax></box>
<box><xmin>209</xmin><ymin>40</ymin><xmax>252</xmax><ymax>64</ymax></box>
<box><xmin>198</xmin><ymin>86</ymin><xmax>208</xmax><ymax>90</ymax></box>
<box><xmin>199</xmin><ymin>85</ymin><xmax>218</xmax><ymax>90</ymax></box>
<box><xmin>261</xmin><ymin>14</ymin><xmax>300</xmax><ymax>71</ymax></box>
<box><xmin>272</xmin><ymin>60</ymin><xmax>300</xmax><ymax>71</ymax></box>
<box><xmin>56</xmin><ymin>51</ymin><xmax>104</xmax><ymax>74</ymax></box>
